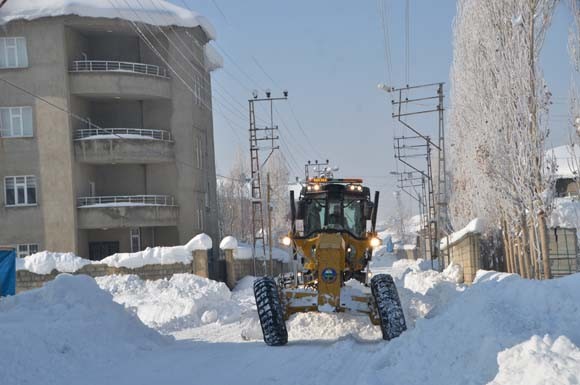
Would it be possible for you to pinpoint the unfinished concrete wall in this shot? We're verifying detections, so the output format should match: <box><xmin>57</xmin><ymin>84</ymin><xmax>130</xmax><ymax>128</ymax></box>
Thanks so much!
<box><xmin>445</xmin><ymin>233</ymin><xmax>482</xmax><ymax>284</ymax></box>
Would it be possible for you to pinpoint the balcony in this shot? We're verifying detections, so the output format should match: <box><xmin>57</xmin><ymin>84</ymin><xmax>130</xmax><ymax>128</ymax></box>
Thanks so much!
<box><xmin>69</xmin><ymin>60</ymin><xmax>171</xmax><ymax>99</ymax></box>
<box><xmin>76</xmin><ymin>195</ymin><xmax>179</xmax><ymax>229</ymax></box>
<box><xmin>74</xmin><ymin>128</ymin><xmax>174</xmax><ymax>164</ymax></box>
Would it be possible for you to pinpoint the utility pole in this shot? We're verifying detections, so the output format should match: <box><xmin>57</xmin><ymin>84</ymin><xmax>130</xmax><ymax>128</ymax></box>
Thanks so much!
<box><xmin>267</xmin><ymin>173</ymin><xmax>274</xmax><ymax>277</ymax></box>
<box><xmin>381</xmin><ymin>82</ymin><xmax>450</xmax><ymax>269</ymax></box>
<box><xmin>248</xmin><ymin>89</ymin><xmax>288</xmax><ymax>276</ymax></box>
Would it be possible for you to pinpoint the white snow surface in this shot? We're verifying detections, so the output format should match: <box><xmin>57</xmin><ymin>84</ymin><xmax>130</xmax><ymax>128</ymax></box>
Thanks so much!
<box><xmin>547</xmin><ymin>144</ymin><xmax>580</xmax><ymax>178</ymax></box>
<box><xmin>219</xmin><ymin>236</ymin><xmax>290</xmax><ymax>262</ymax></box>
<box><xmin>96</xmin><ymin>273</ymin><xmax>239</xmax><ymax>333</ymax></box>
<box><xmin>440</xmin><ymin>217</ymin><xmax>484</xmax><ymax>249</ymax></box>
<box><xmin>15</xmin><ymin>251</ymin><xmax>91</xmax><ymax>274</ymax></box>
<box><xmin>17</xmin><ymin>234</ymin><xmax>211</xmax><ymax>273</ymax></box>
<box><xmin>4</xmin><ymin>252</ymin><xmax>580</xmax><ymax>385</ymax></box>
<box><xmin>550</xmin><ymin>196</ymin><xmax>580</xmax><ymax>229</ymax></box>
<box><xmin>0</xmin><ymin>274</ymin><xmax>167</xmax><ymax>385</ymax></box>
<box><xmin>0</xmin><ymin>0</ymin><xmax>216</xmax><ymax>40</ymax></box>
<box><xmin>204</xmin><ymin>44</ymin><xmax>223</xmax><ymax>71</ymax></box>
<box><xmin>219</xmin><ymin>235</ymin><xmax>238</xmax><ymax>250</ymax></box>
<box><xmin>487</xmin><ymin>335</ymin><xmax>580</xmax><ymax>385</ymax></box>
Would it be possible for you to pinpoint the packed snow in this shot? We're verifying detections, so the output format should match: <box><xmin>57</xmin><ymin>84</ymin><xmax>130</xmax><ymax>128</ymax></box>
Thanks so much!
<box><xmin>3</xmin><ymin>251</ymin><xmax>580</xmax><ymax>385</ymax></box>
<box><xmin>0</xmin><ymin>0</ymin><xmax>216</xmax><ymax>40</ymax></box>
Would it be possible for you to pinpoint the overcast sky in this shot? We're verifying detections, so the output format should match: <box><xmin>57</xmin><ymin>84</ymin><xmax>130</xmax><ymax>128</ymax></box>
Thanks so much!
<box><xmin>184</xmin><ymin>0</ymin><xmax>574</xmax><ymax>221</ymax></box>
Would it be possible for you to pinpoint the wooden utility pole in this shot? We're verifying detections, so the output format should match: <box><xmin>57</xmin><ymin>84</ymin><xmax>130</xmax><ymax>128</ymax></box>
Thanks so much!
<box><xmin>538</xmin><ymin>210</ymin><xmax>552</xmax><ymax>279</ymax></box>
<box><xmin>267</xmin><ymin>173</ymin><xmax>274</xmax><ymax>277</ymax></box>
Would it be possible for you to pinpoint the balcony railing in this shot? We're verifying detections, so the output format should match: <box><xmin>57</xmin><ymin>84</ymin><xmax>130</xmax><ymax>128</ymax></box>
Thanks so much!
<box><xmin>74</xmin><ymin>128</ymin><xmax>173</xmax><ymax>141</ymax></box>
<box><xmin>70</xmin><ymin>60</ymin><xmax>169</xmax><ymax>78</ymax></box>
<box><xmin>77</xmin><ymin>195</ymin><xmax>176</xmax><ymax>208</ymax></box>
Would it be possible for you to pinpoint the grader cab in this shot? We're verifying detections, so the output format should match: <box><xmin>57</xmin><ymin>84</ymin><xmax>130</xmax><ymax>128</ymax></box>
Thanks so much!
<box><xmin>253</xmin><ymin>177</ymin><xmax>407</xmax><ymax>346</ymax></box>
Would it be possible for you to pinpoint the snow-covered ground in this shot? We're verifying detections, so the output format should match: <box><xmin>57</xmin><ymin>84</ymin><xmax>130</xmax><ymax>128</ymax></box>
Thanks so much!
<box><xmin>2</xmin><ymin>253</ymin><xmax>579</xmax><ymax>385</ymax></box>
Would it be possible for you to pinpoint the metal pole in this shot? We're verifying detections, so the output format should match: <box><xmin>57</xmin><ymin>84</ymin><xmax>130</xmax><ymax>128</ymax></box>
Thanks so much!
<box><xmin>267</xmin><ymin>173</ymin><xmax>274</xmax><ymax>277</ymax></box>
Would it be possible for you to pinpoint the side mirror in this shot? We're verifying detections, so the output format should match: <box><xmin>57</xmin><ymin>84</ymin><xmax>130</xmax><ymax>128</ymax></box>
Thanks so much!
<box><xmin>296</xmin><ymin>200</ymin><xmax>305</xmax><ymax>220</ymax></box>
<box><xmin>364</xmin><ymin>201</ymin><xmax>374</xmax><ymax>219</ymax></box>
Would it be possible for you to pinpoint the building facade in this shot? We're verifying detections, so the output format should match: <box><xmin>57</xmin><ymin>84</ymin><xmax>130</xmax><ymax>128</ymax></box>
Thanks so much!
<box><xmin>0</xmin><ymin>6</ymin><xmax>220</xmax><ymax>271</ymax></box>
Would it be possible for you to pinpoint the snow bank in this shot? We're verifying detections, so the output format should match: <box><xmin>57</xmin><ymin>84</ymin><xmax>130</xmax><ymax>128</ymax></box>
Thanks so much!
<box><xmin>99</xmin><ymin>246</ymin><xmax>190</xmax><ymax>268</ymax></box>
<box><xmin>15</xmin><ymin>251</ymin><xmax>90</xmax><ymax>274</ymax></box>
<box><xmin>0</xmin><ymin>0</ymin><xmax>216</xmax><ymax>40</ymax></box>
<box><xmin>0</xmin><ymin>274</ymin><xmax>166</xmax><ymax>385</ymax></box>
<box><xmin>487</xmin><ymin>335</ymin><xmax>580</xmax><ymax>385</ymax></box>
<box><xmin>363</xmin><ymin>272</ymin><xmax>580</xmax><ymax>385</ymax></box>
<box><xmin>96</xmin><ymin>273</ymin><xmax>240</xmax><ymax>333</ymax></box>
<box><xmin>440</xmin><ymin>217</ymin><xmax>484</xmax><ymax>250</ymax></box>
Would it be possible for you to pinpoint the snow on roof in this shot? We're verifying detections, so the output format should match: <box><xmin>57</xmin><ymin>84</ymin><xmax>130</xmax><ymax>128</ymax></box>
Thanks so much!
<box><xmin>0</xmin><ymin>0</ymin><xmax>217</xmax><ymax>41</ymax></box>
<box><xmin>203</xmin><ymin>44</ymin><xmax>223</xmax><ymax>71</ymax></box>
<box><xmin>546</xmin><ymin>144</ymin><xmax>580</xmax><ymax>179</ymax></box>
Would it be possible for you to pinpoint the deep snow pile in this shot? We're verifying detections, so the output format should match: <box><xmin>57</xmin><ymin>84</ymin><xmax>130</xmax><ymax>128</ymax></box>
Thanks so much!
<box><xmin>15</xmin><ymin>251</ymin><xmax>91</xmax><ymax>274</ymax></box>
<box><xmin>362</xmin><ymin>272</ymin><xmax>580</xmax><ymax>385</ymax></box>
<box><xmin>487</xmin><ymin>335</ymin><xmax>580</xmax><ymax>385</ymax></box>
<box><xmin>0</xmin><ymin>274</ymin><xmax>167</xmax><ymax>385</ymax></box>
<box><xmin>96</xmin><ymin>273</ymin><xmax>240</xmax><ymax>334</ymax></box>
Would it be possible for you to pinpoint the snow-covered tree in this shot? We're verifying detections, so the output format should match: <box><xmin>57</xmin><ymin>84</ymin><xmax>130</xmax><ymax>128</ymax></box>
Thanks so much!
<box><xmin>449</xmin><ymin>0</ymin><xmax>558</xmax><ymax>278</ymax></box>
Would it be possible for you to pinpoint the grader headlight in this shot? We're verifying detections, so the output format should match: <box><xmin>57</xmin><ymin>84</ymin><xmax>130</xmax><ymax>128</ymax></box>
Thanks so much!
<box><xmin>281</xmin><ymin>236</ymin><xmax>292</xmax><ymax>246</ymax></box>
<box><xmin>370</xmin><ymin>237</ymin><xmax>381</xmax><ymax>248</ymax></box>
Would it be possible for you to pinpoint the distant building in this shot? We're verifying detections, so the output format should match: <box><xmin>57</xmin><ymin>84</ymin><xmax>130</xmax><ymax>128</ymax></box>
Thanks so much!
<box><xmin>0</xmin><ymin>1</ymin><xmax>222</xmax><ymax>272</ymax></box>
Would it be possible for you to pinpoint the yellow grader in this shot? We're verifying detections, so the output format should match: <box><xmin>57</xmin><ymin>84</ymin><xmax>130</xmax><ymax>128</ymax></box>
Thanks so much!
<box><xmin>253</xmin><ymin>177</ymin><xmax>406</xmax><ymax>346</ymax></box>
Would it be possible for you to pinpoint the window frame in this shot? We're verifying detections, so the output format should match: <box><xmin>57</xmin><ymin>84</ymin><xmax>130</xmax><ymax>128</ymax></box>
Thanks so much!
<box><xmin>4</xmin><ymin>175</ymin><xmax>38</xmax><ymax>207</ymax></box>
<box><xmin>16</xmin><ymin>243</ymin><xmax>38</xmax><ymax>258</ymax></box>
<box><xmin>0</xmin><ymin>37</ymin><xmax>28</xmax><ymax>69</ymax></box>
<box><xmin>0</xmin><ymin>106</ymin><xmax>33</xmax><ymax>138</ymax></box>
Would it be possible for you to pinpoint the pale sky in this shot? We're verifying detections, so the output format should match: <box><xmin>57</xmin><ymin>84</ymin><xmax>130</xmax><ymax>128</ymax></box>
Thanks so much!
<box><xmin>183</xmin><ymin>0</ymin><xmax>574</xmax><ymax>221</ymax></box>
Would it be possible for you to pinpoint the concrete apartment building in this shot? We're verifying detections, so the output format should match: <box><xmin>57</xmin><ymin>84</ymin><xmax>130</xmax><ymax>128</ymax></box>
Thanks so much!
<box><xmin>0</xmin><ymin>2</ymin><xmax>221</xmax><ymax>268</ymax></box>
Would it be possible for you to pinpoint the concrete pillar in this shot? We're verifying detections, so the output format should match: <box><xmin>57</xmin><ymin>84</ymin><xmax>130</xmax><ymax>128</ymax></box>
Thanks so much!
<box><xmin>192</xmin><ymin>249</ymin><xmax>209</xmax><ymax>278</ymax></box>
<box><xmin>224</xmin><ymin>248</ymin><xmax>236</xmax><ymax>289</ymax></box>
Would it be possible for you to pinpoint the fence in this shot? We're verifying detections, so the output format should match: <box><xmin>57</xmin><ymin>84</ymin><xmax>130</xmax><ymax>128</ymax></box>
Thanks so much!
<box><xmin>548</xmin><ymin>227</ymin><xmax>579</xmax><ymax>277</ymax></box>
<box><xmin>74</xmin><ymin>128</ymin><xmax>173</xmax><ymax>141</ymax></box>
<box><xmin>70</xmin><ymin>60</ymin><xmax>168</xmax><ymax>78</ymax></box>
<box><xmin>77</xmin><ymin>195</ymin><xmax>176</xmax><ymax>207</ymax></box>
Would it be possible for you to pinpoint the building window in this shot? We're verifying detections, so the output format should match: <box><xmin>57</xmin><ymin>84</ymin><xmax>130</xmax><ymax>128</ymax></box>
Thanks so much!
<box><xmin>130</xmin><ymin>228</ymin><xmax>141</xmax><ymax>252</ymax></box>
<box><xmin>196</xmin><ymin>136</ymin><xmax>203</xmax><ymax>169</ymax></box>
<box><xmin>4</xmin><ymin>175</ymin><xmax>37</xmax><ymax>206</ymax></box>
<box><xmin>0</xmin><ymin>37</ymin><xmax>28</xmax><ymax>69</ymax></box>
<box><xmin>0</xmin><ymin>107</ymin><xmax>33</xmax><ymax>137</ymax></box>
<box><xmin>197</xmin><ymin>206</ymin><xmax>204</xmax><ymax>229</ymax></box>
<box><xmin>17</xmin><ymin>244</ymin><xmax>38</xmax><ymax>258</ymax></box>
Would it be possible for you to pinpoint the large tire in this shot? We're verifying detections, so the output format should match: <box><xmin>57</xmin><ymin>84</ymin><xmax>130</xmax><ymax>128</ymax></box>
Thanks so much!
<box><xmin>253</xmin><ymin>277</ymin><xmax>288</xmax><ymax>346</ymax></box>
<box><xmin>371</xmin><ymin>274</ymin><xmax>407</xmax><ymax>340</ymax></box>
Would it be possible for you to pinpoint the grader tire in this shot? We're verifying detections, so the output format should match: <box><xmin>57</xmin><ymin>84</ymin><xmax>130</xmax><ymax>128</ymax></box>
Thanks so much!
<box><xmin>253</xmin><ymin>277</ymin><xmax>288</xmax><ymax>346</ymax></box>
<box><xmin>371</xmin><ymin>274</ymin><xmax>407</xmax><ymax>341</ymax></box>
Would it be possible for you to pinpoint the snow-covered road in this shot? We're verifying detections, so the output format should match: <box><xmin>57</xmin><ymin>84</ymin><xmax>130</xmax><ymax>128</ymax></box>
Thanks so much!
<box><xmin>2</xmin><ymin>254</ymin><xmax>580</xmax><ymax>385</ymax></box>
